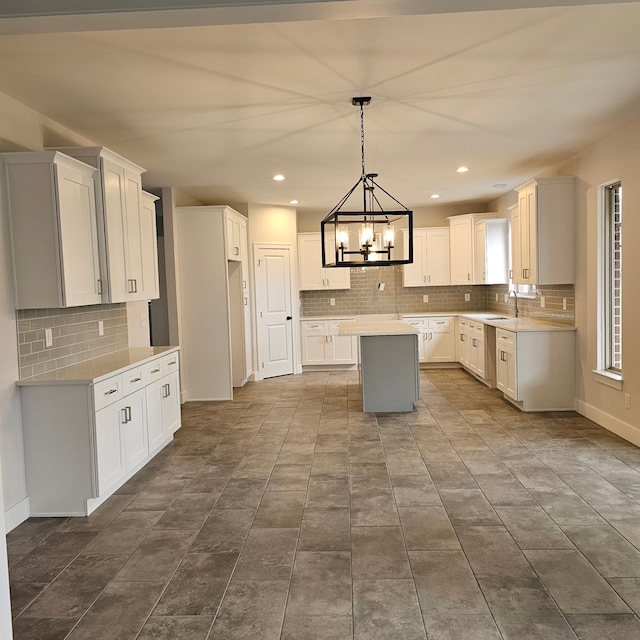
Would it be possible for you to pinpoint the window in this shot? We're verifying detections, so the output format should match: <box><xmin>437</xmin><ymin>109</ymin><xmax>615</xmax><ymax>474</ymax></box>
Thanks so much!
<box><xmin>598</xmin><ymin>181</ymin><xmax>622</xmax><ymax>380</ymax></box>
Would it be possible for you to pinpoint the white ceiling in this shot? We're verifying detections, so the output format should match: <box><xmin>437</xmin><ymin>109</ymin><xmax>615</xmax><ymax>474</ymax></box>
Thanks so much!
<box><xmin>1</xmin><ymin>1</ymin><xmax>640</xmax><ymax>211</ymax></box>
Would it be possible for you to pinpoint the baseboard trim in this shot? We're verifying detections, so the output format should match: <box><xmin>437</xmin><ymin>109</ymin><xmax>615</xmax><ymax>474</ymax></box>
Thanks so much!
<box><xmin>4</xmin><ymin>497</ymin><xmax>30</xmax><ymax>533</ymax></box>
<box><xmin>575</xmin><ymin>399</ymin><xmax>640</xmax><ymax>448</ymax></box>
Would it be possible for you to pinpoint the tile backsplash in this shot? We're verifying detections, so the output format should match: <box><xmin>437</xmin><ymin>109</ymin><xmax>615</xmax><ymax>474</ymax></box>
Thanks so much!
<box><xmin>300</xmin><ymin>265</ymin><xmax>575</xmax><ymax>325</ymax></box>
<box><xmin>17</xmin><ymin>304</ymin><xmax>128</xmax><ymax>379</ymax></box>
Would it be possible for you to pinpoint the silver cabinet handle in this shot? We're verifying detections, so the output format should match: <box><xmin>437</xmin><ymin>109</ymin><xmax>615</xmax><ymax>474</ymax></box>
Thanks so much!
<box><xmin>500</xmin><ymin>350</ymin><xmax>507</xmax><ymax>362</ymax></box>
<box><xmin>472</xmin><ymin>338</ymin><xmax>477</xmax><ymax>347</ymax></box>
<box><xmin>97</xmin><ymin>279</ymin><xmax>103</xmax><ymax>295</ymax></box>
<box><xmin>151</xmin><ymin>368</ymin><xmax>160</xmax><ymax>374</ymax></box>
<box><xmin>105</xmin><ymin>388</ymin><xmax>117</xmax><ymax>395</ymax></box>
<box><xmin>130</xmin><ymin>376</ymin><xmax>141</xmax><ymax>383</ymax></box>
<box><xmin>167</xmin><ymin>360</ymin><xmax>176</xmax><ymax>366</ymax></box>
<box><xmin>121</xmin><ymin>406</ymin><xmax>131</xmax><ymax>423</ymax></box>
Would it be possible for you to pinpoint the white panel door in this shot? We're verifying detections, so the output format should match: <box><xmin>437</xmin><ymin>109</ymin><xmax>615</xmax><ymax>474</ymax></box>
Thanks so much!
<box><xmin>256</xmin><ymin>246</ymin><xmax>294</xmax><ymax>378</ymax></box>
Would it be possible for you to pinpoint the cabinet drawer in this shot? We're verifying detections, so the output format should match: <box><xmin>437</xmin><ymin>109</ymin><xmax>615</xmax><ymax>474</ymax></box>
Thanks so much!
<box><xmin>302</xmin><ymin>322</ymin><xmax>327</xmax><ymax>336</ymax></box>
<box><xmin>122</xmin><ymin>367</ymin><xmax>145</xmax><ymax>395</ymax></box>
<box><xmin>428</xmin><ymin>317</ymin><xmax>454</xmax><ymax>330</ymax></box>
<box><xmin>496</xmin><ymin>329</ymin><xmax>516</xmax><ymax>347</ymax></box>
<box><xmin>162</xmin><ymin>352</ymin><xmax>179</xmax><ymax>377</ymax></box>
<box><xmin>93</xmin><ymin>374</ymin><xmax>123</xmax><ymax>411</ymax></box>
<box><xmin>143</xmin><ymin>358</ymin><xmax>164</xmax><ymax>382</ymax></box>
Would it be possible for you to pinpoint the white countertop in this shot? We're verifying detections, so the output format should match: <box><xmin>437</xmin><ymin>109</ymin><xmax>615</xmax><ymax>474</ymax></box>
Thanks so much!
<box><xmin>17</xmin><ymin>346</ymin><xmax>179</xmax><ymax>386</ymax></box>
<box><xmin>338</xmin><ymin>319</ymin><xmax>419</xmax><ymax>336</ymax></box>
<box><xmin>458</xmin><ymin>313</ymin><xmax>576</xmax><ymax>332</ymax></box>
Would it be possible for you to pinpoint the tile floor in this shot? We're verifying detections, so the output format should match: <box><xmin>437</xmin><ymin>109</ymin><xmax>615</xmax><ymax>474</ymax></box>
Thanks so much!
<box><xmin>7</xmin><ymin>368</ymin><xmax>640</xmax><ymax>639</ymax></box>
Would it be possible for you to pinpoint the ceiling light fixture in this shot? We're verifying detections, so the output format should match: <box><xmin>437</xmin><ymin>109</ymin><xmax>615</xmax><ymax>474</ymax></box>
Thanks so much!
<box><xmin>430</xmin><ymin>194</ymin><xmax>441</xmax><ymax>199</ymax></box>
<box><xmin>289</xmin><ymin>200</ymin><xmax>299</xmax><ymax>205</ymax></box>
<box><xmin>456</xmin><ymin>166</ymin><xmax>469</xmax><ymax>173</ymax></box>
<box><xmin>273</xmin><ymin>174</ymin><xmax>285</xmax><ymax>181</ymax></box>
<box><xmin>321</xmin><ymin>97</ymin><xmax>413</xmax><ymax>268</ymax></box>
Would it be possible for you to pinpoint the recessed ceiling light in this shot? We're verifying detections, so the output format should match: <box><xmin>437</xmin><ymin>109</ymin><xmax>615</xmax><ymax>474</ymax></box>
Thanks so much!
<box><xmin>289</xmin><ymin>200</ymin><xmax>299</xmax><ymax>205</ymax></box>
<box><xmin>273</xmin><ymin>174</ymin><xmax>285</xmax><ymax>181</ymax></box>
<box><xmin>456</xmin><ymin>166</ymin><xmax>469</xmax><ymax>173</ymax></box>
<box><xmin>430</xmin><ymin>194</ymin><xmax>441</xmax><ymax>199</ymax></box>
<box><xmin>493</xmin><ymin>183</ymin><xmax>507</xmax><ymax>189</ymax></box>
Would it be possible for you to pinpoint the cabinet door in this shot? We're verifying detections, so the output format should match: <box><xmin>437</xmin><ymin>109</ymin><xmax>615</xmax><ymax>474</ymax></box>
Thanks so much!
<box><xmin>298</xmin><ymin>234</ymin><xmax>325</xmax><ymax>290</ymax></box>
<box><xmin>94</xmin><ymin>401</ymin><xmax>127</xmax><ymax>496</ymax></box>
<box><xmin>323</xmin><ymin>266</ymin><xmax>350</xmax><ymax>290</ymax></box>
<box><xmin>474</xmin><ymin>221</ymin><xmax>487</xmax><ymax>284</ymax></box>
<box><xmin>470</xmin><ymin>335</ymin><xmax>485</xmax><ymax>378</ymax></box>
<box><xmin>427</xmin><ymin>318</ymin><xmax>455</xmax><ymax>362</ymax></box>
<box><xmin>55</xmin><ymin>163</ymin><xmax>102</xmax><ymax>307</ymax></box>
<box><xmin>123</xmin><ymin>167</ymin><xmax>145</xmax><ymax>299</ymax></box>
<box><xmin>226</xmin><ymin>213</ymin><xmax>243</xmax><ymax>260</ymax></box>
<box><xmin>404</xmin><ymin>319</ymin><xmax>427</xmax><ymax>362</ymax></box>
<box><xmin>449</xmin><ymin>217</ymin><xmax>473</xmax><ymax>284</ymax></box>
<box><xmin>511</xmin><ymin>204</ymin><xmax>523</xmax><ymax>284</ymax></box>
<box><xmin>121</xmin><ymin>389</ymin><xmax>148</xmax><ymax>471</ymax></box>
<box><xmin>402</xmin><ymin>229</ymin><xmax>427</xmax><ymax>287</ymax></box>
<box><xmin>137</xmin><ymin>191</ymin><xmax>159</xmax><ymax>300</ymax></box>
<box><xmin>163</xmin><ymin>371</ymin><xmax>181</xmax><ymax>435</ymax></box>
<box><xmin>146</xmin><ymin>376</ymin><xmax>165</xmax><ymax>453</ymax></box>
<box><xmin>457</xmin><ymin>329</ymin><xmax>469</xmax><ymax>366</ymax></box>
<box><xmin>101</xmin><ymin>158</ymin><xmax>130</xmax><ymax>302</ymax></box>
<box><xmin>525</xmin><ymin>186</ymin><xmax>538</xmax><ymax>283</ymax></box>
<box><xmin>301</xmin><ymin>322</ymin><xmax>329</xmax><ymax>364</ymax></box>
<box><xmin>425</xmin><ymin>228</ymin><xmax>450</xmax><ymax>286</ymax></box>
<box><xmin>328</xmin><ymin>321</ymin><xmax>357</xmax><ymax>364</ymax></box>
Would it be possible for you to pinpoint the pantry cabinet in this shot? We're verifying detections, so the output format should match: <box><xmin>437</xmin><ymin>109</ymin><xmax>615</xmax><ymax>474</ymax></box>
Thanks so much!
<box><xmin>56</xmin><ymin>146</ymin><xmax>160</xmax><ymax>302</ymax></box>
<box><xmin>298</xmin><ymin>233</ymin><xmax>350</xmax><ymax>290</ymax></box>
<box><xmin>1</xmin><ymin>151</ymin><xmax>102</xmax><ymax>309</ymax></box>
<box><xmin>301</xmin><ymin>319</ymin><xmax>357</xmax><ymax>366</ymax></box>
<box><xmin>401</xmin><ymin>228</ymin><xmax>450</xmax><ymax>287</ymax></box>
<box><xmin>403</xmin><ymin>316</ymin><xmax>456</xmax><ymax>363</ymax></box>
<box><xmin>513</xmin><ymin>177</ymin><xmax>575</xmax><ymax>285</ymax></box>
<box><xmin>18</xmin><ymin>347</ymin><xmax>181</xmax><ymax>516</ymax></box>
<box><xmin>175</xmin><ymin>205</ymin><xmax>253</xmax><ymax>400</ymax></box>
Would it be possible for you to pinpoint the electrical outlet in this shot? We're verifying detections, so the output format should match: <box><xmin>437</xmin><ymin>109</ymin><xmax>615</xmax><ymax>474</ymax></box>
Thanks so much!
<box><xmin>45</xmin><ymin>328</ymin><xmax>53</xmax><ymax>347</ymax></box>
<box><xmin>625</xmin><ymin>393</ymin><xmax>631</xmax><ymax>410</ymax></box>
<box><xmin>330</xmin><ymin>298</ymin><xmax>335</xmax><ymax>306</ymax></box>
<box><xmin>504</xmin><ymin>294</ymin><xmax>509</xmax><ymax>303</ymax></box>
<box><xmin>423</xmin><ymin>295</ymin><xmax>429</xmax><ymax>303</ymax></box>
<box><xmin>563</xmin><ymin>298</ymin><xmax>567</xmax><ymax>310</ymax></box>
<box><xmin>98</xmin><ymin>320</ymin><xmax>104</xmax><ymax>336</ymax></box>
<box><xmin>540</xmin><ymin>296</ymin><xmax>545</xmax><ymax>308</ymax></box>
<box><xmin>495</xmin><ymin>293</ymin><xmax>499</xmax><ymax>302</ymax></box>
<box><xmin>464</xmin><ymin>293</ymin><xmax>470</xmax><ymax>302</ymax></box>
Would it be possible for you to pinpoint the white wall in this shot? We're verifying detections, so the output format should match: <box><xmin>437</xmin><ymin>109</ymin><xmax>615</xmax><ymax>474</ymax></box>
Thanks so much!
<box><xmin>558</xmin><ymin>118</ymin><xmax>640</xmax><ymax>444</ymax></box>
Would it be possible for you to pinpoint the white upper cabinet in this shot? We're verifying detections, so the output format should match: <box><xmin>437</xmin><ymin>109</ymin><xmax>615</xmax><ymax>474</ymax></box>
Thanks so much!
<box><xmin>401</xmin><ymin>228</ymin><xmax>450</xmax><ymax>287</ymax></box>
<box><xmin>57</xmin><ymin>146</ymin><xmax>159</xmax><ymax>302</ymax></box>
<box><xmin>474</xmin><ymin>218</ymin><xmax>508</xmax><ymax>285</ymax></box>
<box><xmin>513</xmin><ymin>177</ymin><xmax>575</xmax><ymax>285</ymax></box>
<box><xmin>226</xmin><ymin>208</ymin><xmax>246</xmax><ymax>261</ymax></box>
<box><xmin>298</xmin><ymin>232</ymin><xmax>350</xmax><ymax>290</ymax></box>
<box><xmin>2</xmin><ymin>151</ymin><xmax>102</xmax><ymax>309</ymax></box>
<box><xmin>138</xmin><ymin>191</ymin><xmax>160</xmax><ymax>300</ymax></box>
<box><xmin>448</xmin><ymin>213</ymin><xmax>502</xmax><ymax>285</ymax></box>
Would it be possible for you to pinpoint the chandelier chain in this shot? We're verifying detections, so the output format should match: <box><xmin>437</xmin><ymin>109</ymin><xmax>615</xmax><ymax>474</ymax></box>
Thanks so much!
<box><xmin>360</xmin><ymin>101</ymin><xmax>366</xmax><ymax>179</ymax></box>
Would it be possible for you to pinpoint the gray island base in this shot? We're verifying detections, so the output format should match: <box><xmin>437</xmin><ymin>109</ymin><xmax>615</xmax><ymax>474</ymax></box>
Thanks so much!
<box><xmin>339</xmin><ymin>320</ymin><xmax>420</xmax><ymax>413</ymax></box>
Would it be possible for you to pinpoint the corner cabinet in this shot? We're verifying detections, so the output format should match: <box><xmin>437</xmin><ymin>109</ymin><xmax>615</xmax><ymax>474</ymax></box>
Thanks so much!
<box><xmin>175</xmin><ymin>205</ymin><xmax>253</xmax><ymax>400</ymax></box>
<box><xmin>513</xmin><ymin>177</ymin><xmax>575</xmax><ymax>285</ymax></box>
<box><xmin>298</xmin><ymin>233</ymin><xmax>350</xmax><ymax>290</ymax></box>
<box><xmin>401</xmin><ymin>228</ymin><xmax>450</xmax><ymax>287</ymax></box>
<box><xmin>1</xmin><ymin>151</ymin><xmax>102</xmax><ymax>309</ymax></box>
<box><xmin>55</xmin><ymin>146</ymin><xmax>160</xmax><ymax>302</ymax></box>
<box><xmin>18</xmin><ymin>348</ymin><xmax>181</xmax><ymax>517</ymax></box>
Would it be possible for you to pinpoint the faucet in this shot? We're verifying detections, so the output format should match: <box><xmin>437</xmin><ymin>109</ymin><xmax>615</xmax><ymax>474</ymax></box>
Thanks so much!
<box><xmin>509</xmin><ymin>289</ymin><xmax>519</xmax><ymax>318</ymax></box>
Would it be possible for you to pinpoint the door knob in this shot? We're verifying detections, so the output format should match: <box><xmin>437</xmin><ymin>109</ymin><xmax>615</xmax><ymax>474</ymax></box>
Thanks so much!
<box><xmin>286</xmin><ymin>316</ymin><xmax>292</xmax><ymax>320</ymax></box>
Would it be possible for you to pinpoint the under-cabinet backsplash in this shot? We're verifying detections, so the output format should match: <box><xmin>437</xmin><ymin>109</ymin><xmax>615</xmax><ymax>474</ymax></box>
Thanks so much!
<box><xmin>299</xmin><ymin>265</ymin><xmax>575</xmax><ymax>325</ymax></box>
<box><xmin>17</xmin><ymin>304</ymin><xmax>128</xmax><ymax>379</ymax></box>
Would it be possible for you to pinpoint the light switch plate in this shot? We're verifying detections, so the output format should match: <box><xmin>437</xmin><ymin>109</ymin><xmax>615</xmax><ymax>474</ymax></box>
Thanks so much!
<box><xmin>540</xmin><ymin>296</ymin><xmax>545</xmax><ymax>308</ymax></box>
<box><xmin>45</xmin><ymin>328</ymin><xmax>53</xmax><ymax>347</ymax></box>
<box><xmin>423</xmin><ymin>295</ymin><xmax>428</xmax><ymax>303</ymax></box>
<box><xmin>464</xmin><ymin>293</ymin><xmax>470</xmax><ymax>302</ymax></box>
<box><xmin>330</xmin><ymin>298</ymin><xmax>335</xmax><ymax>306</ymax></box>
<box><xmin>98</xmin><ymin>320</ymin><xmax>104</xmax><ymax>336</ymax></box>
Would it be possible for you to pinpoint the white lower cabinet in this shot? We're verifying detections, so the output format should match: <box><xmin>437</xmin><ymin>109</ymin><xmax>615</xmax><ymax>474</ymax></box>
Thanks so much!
<box><xmin>301</xmin><ymin>319</ymin><xmax>357</xmax><ymax>366</ymax></box>
<box><xmin>495</xmin><ymin>328</ymin><xmax>575</xmax><ymax>411</ymax></box>
<box><xmin>19</xmin><ymin>348</ymin><xmax>181</xmax><ymax>516</ymax></box>
<box><xmin>457</xmin><ymin>318</ymin><xmax>496</xmax><ymax>387</ymax></box>
<box><xmin>403</xmin><ymin>316</ymin><xmax>455</xmax><ymax>363</ymax></box>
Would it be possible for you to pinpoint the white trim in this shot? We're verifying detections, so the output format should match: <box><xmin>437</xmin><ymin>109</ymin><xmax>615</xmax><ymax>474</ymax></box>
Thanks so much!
<box><xmin>592</xmin><ymin>369</ymin><xmax>623</xmax><ymax>390</ymax></box>
<box><xmin>576</xmin><ymin>399</ymin><xmax>640</xmax><ymax>448</ymax></box>
<box><xmin>4</xmin><ymin>496</ymin><xmax>30</xmax><ymax>532</ymax></box>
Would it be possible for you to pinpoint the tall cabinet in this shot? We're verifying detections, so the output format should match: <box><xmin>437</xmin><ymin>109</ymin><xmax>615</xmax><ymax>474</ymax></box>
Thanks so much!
<box><xmin>513</xmin><ymin>177</ymin><xmax>575</xmax><ymax>285</ymax></box>
<box><xmin>401</xmin><ymin>227</ymin><xmax>450</xmax><ymax>287</ymax></box>
<box><xmin>175</xmin><ymin>205</ymin><xmax>253</xmax><ymax>400</ymax></box>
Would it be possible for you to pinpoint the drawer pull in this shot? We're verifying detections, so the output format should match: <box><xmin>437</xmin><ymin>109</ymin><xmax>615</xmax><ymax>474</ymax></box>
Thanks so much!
<box><xmin>130</xmin><ymin>376</ymin><xmax>142</xmax><ymax>383</ymax></box>
<box><xmin>104</xmin><ymin>388</ymin><xmax>117</xmax><ymax>395</ymax></box>
<box><xmin>151</xmin><ymin>368</ymin><xmax>161</xmax><ymax>374</ymax></box>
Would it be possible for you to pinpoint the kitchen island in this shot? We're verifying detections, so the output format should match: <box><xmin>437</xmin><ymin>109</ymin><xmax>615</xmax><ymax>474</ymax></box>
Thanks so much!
<box><xmin>339</xmin><ymin>320</ymin><xmax>419</xmax><ymax>412</ymax></box>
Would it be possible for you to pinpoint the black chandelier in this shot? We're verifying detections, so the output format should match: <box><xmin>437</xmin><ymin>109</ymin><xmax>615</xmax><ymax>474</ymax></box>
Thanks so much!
<box><xmin>321</xmin><ymin>97</ymin><xmax>413</xmax><ymax>268</ymax></box>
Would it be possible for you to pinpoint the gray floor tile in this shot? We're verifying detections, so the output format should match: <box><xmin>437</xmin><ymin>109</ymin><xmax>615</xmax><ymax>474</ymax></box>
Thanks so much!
<box><xmin>280</xmin><ymin>614</ymin><xmax>353</xmax><ymax>640</ymax></box>
<box><xmin>311</xmin><ymin>452</ymin><xmax>350</xmax><ymax>476</ymax></box>
<box><xmin>253</xmin><ymin>490</ymin><xmax>306</xmax><ymax>528</ymax></box>
<box><xmin>565</xmin><ymin>613</ymin><xmax>640</xmax><ymax>640</ymax></box>
<box><xmin>137</xmin><ymin>615</ymin><xmax>213</xmax><ymax>639</ymax></box>
<box><xmin>189</xmin><ymin>508</ymin><xmax>255</xmax><ymax>553</ymax></box>
<box><xmin>391</xmin><ymin>474</ymin><xmax>441</xmax><ymax>506</ymax></box>
<box><xmin>298</xmin><ymin>507</ymin><xmax>351</xmax><ymax>551</ymax></box>
<box><xmin>215</xmin><ymin>477</ymin><xmax>268</xmax><ymax>509</ymax></box>
<box><xmin>439</xmin><ymin>489</ymin><xmax>502</xmax><ymax>526</ymax></box>
<box><xmin>233</xmin><ymin>528</ymin><xmax>298</xmax><ymax>580</ymax></box>
<box><xmin>154</xmin><ymin>492</ymin><xmax>219</xmax><ymax>530</ymax></box>
<box><xmin>409</xmin><ymin>550</ymin><xmax>489</xmax><ymax>615</ymax></box>
<box><xmin>353</xmin><ymin>579</ymin><xmax>426</xmax><ymax>640</ymax></box>
<box><xmin>81</xmin><ymin>511</ymin><xmax>162</xmax><ymax>556</ymax></box>
<box><xmin>473</xmin><ymin>473</ymin><xmax>536</xmax><ymax>506</ymax></box>
<box><xmin>306</xmin><ymin>476</ymin><xmax>350</xmax><ymax>508</ymax></box>
<box><xmin>208</xmin><ymin>579</ymin><xmax>289</xmax><ymax>640</ymax></box>
<box><xmin>267</xmin><ymin>464</ymin><xmax>312</xmax><ymax>491</ymax></box>
<box><xmin>398</xmin><ymin>506</ymin><xmax>460</xmax><ymax>550</ymax></box>
<box><xmin>10</xmin><ymin>616</ymin><xmax>77</xmax><ymax>640</ymax></box>
<box><xmin>154</xmin><ymin>552</ymin><xmax>238</xmax><ymax>615</ymax></box>
<box><xmin>524</xmin><ymin>549</ymin><xmax>631</xmax><ymax>613</ymax></box>
<box><xmin>495</xmin><ymin>505</ymin><xmax>574</xmax><ymax>550</ymax></box>
<box><xmin>607</xmin><ymin>577</ymin><xmax>640</xmax><ymax>615</ymax></box>
<box><xmin>422</xmin><ymin>614</ymin><xmax>502</xmax><ymax>640</ymax></box>
<box><xmin>351</xmin><ymin>526</ymin><xmax>411</xmax><ymax>579</ymax></box>
<box><xmin>287</xmin><ymin>551</ymin><xmax>352</xmax><ymax>616</ymax></box>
